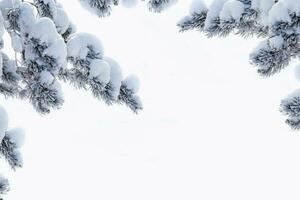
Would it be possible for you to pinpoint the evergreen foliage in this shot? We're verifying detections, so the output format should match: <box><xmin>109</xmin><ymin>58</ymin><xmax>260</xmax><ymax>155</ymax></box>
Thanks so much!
<box><xmin>0</xmin><ymin>0</ymin><xmax>142</xmax><ymax>198</ymax></box>
<box><xmin>178</xmin><ymin>0</ymin><xmax>300</xmax><ymax>129</ymax></box>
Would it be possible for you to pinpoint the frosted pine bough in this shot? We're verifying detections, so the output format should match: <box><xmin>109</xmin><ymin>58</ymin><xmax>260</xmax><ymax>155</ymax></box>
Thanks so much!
<box><xmin>178</xmin><ymin>0</ymin><xmax>300</xmax><ymax>130</ymax></box>
<box><xmin>0</xmin><ymin>107</ymin><xmax>24</xmax><ymax>198</ymax></box>
<box><xmin>3</xmin><ymin>0</ymin><xmax>142</xmax><ymax>114</ymax></box>
<box><xmin>78</xmin><ymin>0</ymin><xmax>178</xmax><ymax>17</ymax></box>
<box><xmin>0</xmin><ymin>0</ymin><xmax>142</xmax><ymax>198</ymax></box>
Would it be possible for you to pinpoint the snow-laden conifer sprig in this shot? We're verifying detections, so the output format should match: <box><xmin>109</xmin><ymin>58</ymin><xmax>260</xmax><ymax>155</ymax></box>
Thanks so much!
<box><xmin>19</xmin><ymin>17</ymin><xmax>66</xmax><ymax>114</ymax></box>
<box><xmin>29</xmin><ymin>0</ymin><xmax>142</xmax><ymax>113</ymax></box>
<box><xmin>118</xmin><ymin>75</ymin><xmax>142</xmax><ymax>113</ymax></box>
<box><xmin>34</xmin><ymin>0</ymin><xmax>57</xmax><ymax>18</ymax></box>
<box><xmin>0</xmin><ymin>176</ymin><xmax>9</xmax><ymax>197</ymax></box>
<box><xmin>78</xmin><ymin>0</ymin><xmax>177</xmax><ymax>17</ymax></box>
<box><xmin>78</xmin><ymin>0</ymin><xmax>118</xmax><ymax>17</ymax></box>
<box><xmin>0</xmin><ymin>0</ymin><xmax>142</xmax><ymax>197</ymax></box>
<box><xmin>0</xmin><ymin>133</ymin><xmax>23</xmax><ymax>170</ymax></box>
<box><xmin>146</xmin><ymin>0</ymin><xmax>177</xmax><ymax>13</ymax></box>
<box><xmin>0</xmin><ymin>106</ymin><xmax>25</xmax><ymax>199</ymax></box>
<box><xmin>0</xmin><ymin>0</ymin><xmax>142</xmax><ymax>114</ymax></box>
<box><xmin>178</xmin><ymin>0</ymin><xmax>272</xmax><ymax>37</ymax></box>
<box><xmin>179</xmin><ymin>0</ymin><xmax>300</xmax><ymax>129</ymax></box>
<box><xmin>280</xmin><ymin>89</ymin><xmax>300</xmax><ymax>130</ymax></box>
<box><xmin>61</xmin><ymin>32</ymin><xmax>142</xmax><ymax>112</ymax></box>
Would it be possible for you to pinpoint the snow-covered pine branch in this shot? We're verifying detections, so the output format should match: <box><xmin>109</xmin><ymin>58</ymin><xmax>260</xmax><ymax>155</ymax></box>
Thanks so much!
<box><xmin>78</xmin><ymin>0</ymin><xmax>177</xmax><ymax>17</ymax></box>
<box><xmin>178</xmin><ymin>0</ymin><xmax>274</xmax><ymax>37</ymax></box>
<box><xmin>0</xmin><ymin>0</ymin><xmax>142</xmax><ymax>115</ymax></box>
<box><xmin>32</xmin><ymin>0</ymin><xmax>142</xmax><ymax>113</ymax></box>
<box><xmin>78</xmin><ymin>0</ymin><xmax>119</xmax><ymax>17</ymax></box>
<box><xmin>0</xmin><ymin>106</ymin><xmax>25</xmax><ymax>199</ymax></box>
<box><xmin>178</xmin><ymin>0</ymin><xmax>300</xmax><ymax>130</ymax></box>
<box><xmin>0</xmin><ymin>0</ymin><xmax>143</xmax><ymax>197</ymax></box>
<box><xmin>0</xmin><ymin>175</ymin><xmax>9</xmax><ymax>197</ymax></box>
<box><xmin>145</xmin><ymin>0</ymin><xmax>177</xmax><ymax>12</ymax></box>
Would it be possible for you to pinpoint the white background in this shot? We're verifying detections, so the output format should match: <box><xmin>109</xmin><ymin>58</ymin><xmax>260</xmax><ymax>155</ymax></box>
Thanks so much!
<box><xmin>2</xmin><ymin>0</ymin><xmax>300</xmax><ymax>199</ymax></box>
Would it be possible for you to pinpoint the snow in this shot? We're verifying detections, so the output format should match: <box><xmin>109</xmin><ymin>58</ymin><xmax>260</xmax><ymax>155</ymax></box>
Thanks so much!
<box><xmin>78</xmin><ymin>0</ymin><xmax>113</xmax><ymax>17</ymax></box>
<box><xmin>253</xmin><ymin>39</ymin><xmax>268</xmax><ymax>52</ymax></box>
<box><xmin>43</xmin><ymin>38</ymin><xmax>68</xmax><ymax>71</ymax></box>
<box><xmin>269</xmin><ymin>35</ymin><xmax>284</xmax><ymax>49</ymax></box>
<box><xmin>284</xmin><ymin>89</ymin><xmax>300</xmax><ymax>102</ymax></box>
<box><xmin>53</xmin><ymin>7</ymin><xmax>70</xmax><ymax>34</ymax></box>
<box><xmin>30</xmin><ymin>17</ymin><xmax>60</xmax><ymax>43</ymax></box>
<box><xmin>0</xmin><ymin>106</ymin><xmax>8</xmax><ymax>142</ymax></box>
<box><xmin>0</xmin><ymin>175</ymin><xmax>8</xmax><ymax>190</ymax></box>
<box><xmin>10</xmin><ymin>32</ymin><xmax>23</xmax><ymax>52</ymax></box>
<box><xmin>89</xmin><ymin>59</ymin><xmax>111</xmax><ymax>84</ymax></box>
<box><xmin>281</xmin><ymin>0</ymin><xmax>300</xmax><ymax>15</ymax></box>
<box><xmin>12</xmin><ymin>150</ymin><xmax>23</xmax><ymax>166</ymax></box>
<box><xmin>123</xmin><ymin>74</ymin><xmax>140</xmax><ymax>93</ymax></box>
<box><xmin>39</xmin><ymin>0</ymin><xmax>70</xmax><ymax>34</ymax></box>
<box><xmin>268</xmin><ymin>0</ymin><xmax>300</xmax><ymax>25</ymax></box>
<box><xmin>78</xmin><ymin>0</ymin><xmax>98</xmax><ymax>16</ymax></box>
<box><xmin>18</xmin><ymin>2</ymin><xmax>38</xmax><ymax>32</ymax></box>
<box><xmin>121</xmin><ymin>0</ymin><xmax>139</xmax><ymax>8</ymax></box>
<box><xmin>0</xmin><ymin>53</ymin><xmax>2</xmax><ymax>80</ymax></box>
<box><xmin>257</xmin><ymin>12</ymin><xmax>269</xmax><ymax>27</ymax></box>
<box><xmin>104</xmin><ymin>57</ymin><xmax>123</xmax><ymax>100</ymax></box>
<box><xmin>251</xmin><ymin>0</ymin><xmax>275</xmax><ymax>13</ymax></box>
<box><xmin>6</xmin><ymin>127</ymin><xmax>25</xmax><ymax>148</ymax></box>
<box><xmin>204</xmin><ymin>0</ymin><xmax>227</xmax><ymax>30</ymax></box>
<box><xmin>39</xmin><ymin>79</ymin><xmax>64</xmax><ymax>108</ymax></box>
<box><xmin>269</xmin><ymin>1</ymin><xmax>291</xmax><ymax>24</ymax></box>
<box><xmin>37</xmin><ymin>0</ymin><xmax>58</xmax><ymax>18</ymax></box>
<box><xmin>30</xmin><ymin>17</ymin><xmax>67</xmax><ymax>72</ymax></box>
<box><xmin>5</xmin><ymin>1</ymin><xmax>300</xmax><ymax>199</ymax></box>
<box><xmin>66</xmin><ymin>22</ymin><xmax>77</xmax><ymax>35</ymax></box>
<box><xmin>250</xmin><ymin>0</ymin><xmax>275</xmax><ymax>26</ymax></box>
<box><xmin>39</xmin><ymin>70</ymin><xmax>55</xmax><ymax>85</ymax></box>
<box><xmin>67</xmin><ymin>33</ymin><xmax>104</xmax><ymax>60</ymax></box>
<box><xmin>178</xmin><ymin>15</ymin><xmax>192</xmax><ymax>26</ymax></box>
<box><xmin>189</xmin><ymin>0</ymin><xmax>207</xmax><ymax>15</ymax></box>
<box><xmin>0</xmin><ymin>0</ymin><xmax>21</xmax><ymax>18</ymax></box>
<box><xmin>2</xmin><ymin>53</ymin><xmax>18</xmax><ymax>74</ymax></box>
<box><xmin>52</xmin><ymin>80</ymin><xmax>63</xmax><ymax>100</ymax></box>
<box><xmin>0</xmin><ymin>10</ymin><xmax>4</xmax><ymax>38</ymax></box>
<box><xmin>219</xmin><ymin>0</ymin><xmax>244</xmax><ymax>21</ymax></box>
<box><xmin>148</xmin><ymin>0</ymin><xmax>178</xmax><ymax>12</ymax></box>
<box><xmin>250</xmin><ymin>40</ymin><xmax>268</xmax><ymax>62</ymax></box>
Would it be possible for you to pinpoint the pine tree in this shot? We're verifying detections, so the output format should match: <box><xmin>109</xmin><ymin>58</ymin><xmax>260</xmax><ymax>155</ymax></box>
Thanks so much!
<box><xmin>0</xmin><ymin>0</ymin><xmax>142</xmax><ymax>198</ymax></box>
<box><xmin>178</xmin><ymin>0</ymin><xmax>300</xmax><ymax>129</ymax></box>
